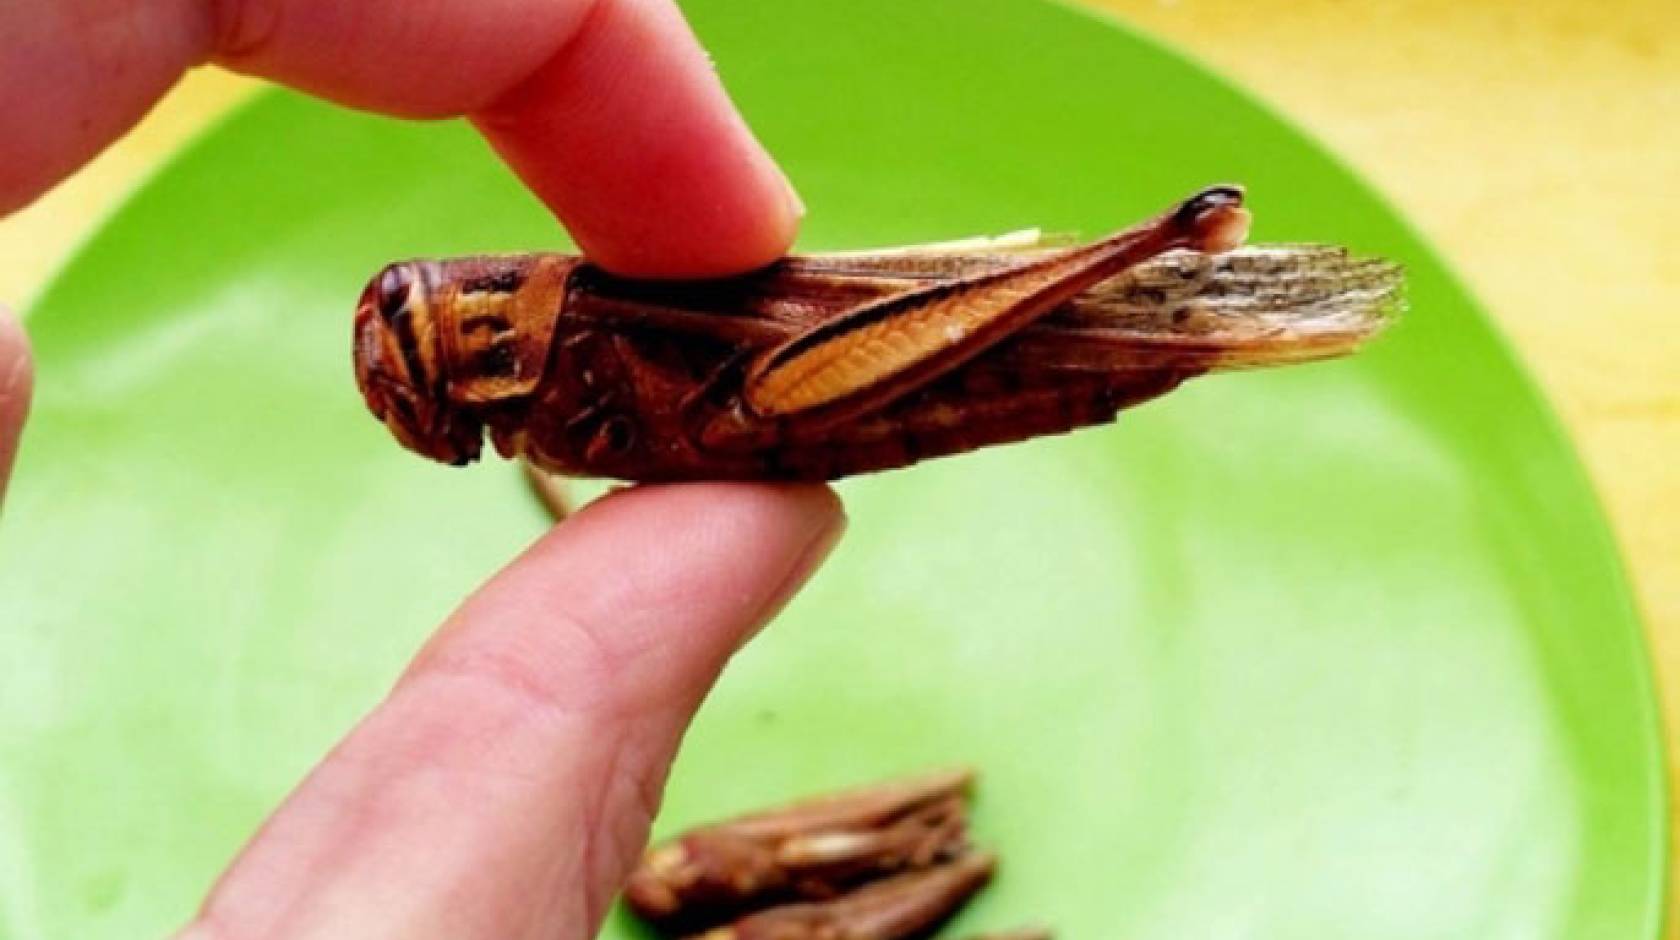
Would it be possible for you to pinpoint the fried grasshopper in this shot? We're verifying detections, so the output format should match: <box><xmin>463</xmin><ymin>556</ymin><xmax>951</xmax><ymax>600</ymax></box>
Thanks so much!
<box><xmin>624</xmin><ymin>769</ymin><xmax>975</xmax><ymax>923</ymax></box>
<box><xmin>687</xmin><ymin>852</ymin><xmax>997</xmax><ymax>940</ymax></box>
<box><xmin>354</xmin><ymin>185</ymin><xmax>1402</xmax><ymax>481</ymax></box>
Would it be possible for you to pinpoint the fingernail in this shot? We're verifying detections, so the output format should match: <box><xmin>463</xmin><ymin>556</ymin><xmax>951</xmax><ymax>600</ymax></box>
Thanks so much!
<box><xmin>741</xmin><ymin>502</ymin><xmax>846</xmax><ymax>649</ymax></box>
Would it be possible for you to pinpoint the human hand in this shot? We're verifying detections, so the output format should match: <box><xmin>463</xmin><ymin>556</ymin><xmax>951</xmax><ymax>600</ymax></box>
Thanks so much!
<box><xmin>0</xmin><ymin>2</ymin><xmax>840</xmax><ymax>938</ymax></box>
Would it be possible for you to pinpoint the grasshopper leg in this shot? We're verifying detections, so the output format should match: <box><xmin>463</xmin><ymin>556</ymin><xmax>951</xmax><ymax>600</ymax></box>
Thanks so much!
<box><xmin>710</xmin><ymin>186</ymin><xmax>1249</xmax><ymax>450</ymax></box>
<box><xmin>522</xmin><ymin>459</ymin><xmax>571</xmax><ymax>521</ymax></box>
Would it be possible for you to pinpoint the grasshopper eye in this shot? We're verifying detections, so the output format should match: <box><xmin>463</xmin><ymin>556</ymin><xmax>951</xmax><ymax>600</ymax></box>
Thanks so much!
<box><xmin>375</xmin><ymin>264</ymin><xmax>415</xmax><ymax>322</ymax></box>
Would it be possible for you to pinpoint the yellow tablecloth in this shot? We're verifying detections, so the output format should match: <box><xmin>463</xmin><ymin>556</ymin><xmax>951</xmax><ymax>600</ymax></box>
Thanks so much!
<box><xmin>1</xmin><ymin>0</ymin><xmax>1674</xmax><ymax>923</ymax></box>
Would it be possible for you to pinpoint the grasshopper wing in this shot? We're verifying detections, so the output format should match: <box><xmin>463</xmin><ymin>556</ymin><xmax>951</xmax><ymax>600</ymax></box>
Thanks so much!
<box><xmin>739</xmin><ymin>186</ymin><xmax>1250</xmax><ymax>431</ymax></box>
<box><xmin>1011</xmin><ymin>243</ymin><xmax>1404</xmax><ymax>373</ymax></box>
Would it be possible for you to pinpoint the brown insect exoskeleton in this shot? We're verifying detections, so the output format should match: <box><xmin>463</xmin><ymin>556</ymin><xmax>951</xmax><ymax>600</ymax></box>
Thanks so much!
<box><xmin>354</xmin><ymin>185</ymin><xmax>1401</xmax><ymax>481</ymax></box>
<box><xmin>689</xmin><ymin>852</ymin><xmax>997</xmax><ymax>940</ymax></box>
<box><xmin>623</xmin><ymin>769</ymin><xmax>994</xmax><ymax>940</ymax></box>
<box><xmin>624</xmin><ymin>768</ymin><xmax>975</xmax><ymax>923</ymax></box>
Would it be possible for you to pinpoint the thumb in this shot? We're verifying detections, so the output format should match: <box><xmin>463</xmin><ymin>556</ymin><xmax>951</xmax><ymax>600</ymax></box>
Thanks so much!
<box><xmin>181</xmin><ymin>482</ymin><xmax>843</xmax><ymax>940</ymax></box>
<box><xmin>0</xmin><ymin>305</ymin><xmax>32</xmax><ymax>504</ymax></box>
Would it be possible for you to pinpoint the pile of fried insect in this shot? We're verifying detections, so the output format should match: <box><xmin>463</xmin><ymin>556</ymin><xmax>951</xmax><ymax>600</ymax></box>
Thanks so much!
<box><xmin>621</xmin><ymin>769</ymin><xmax>1045</xmax><ymax>940</ymax></box>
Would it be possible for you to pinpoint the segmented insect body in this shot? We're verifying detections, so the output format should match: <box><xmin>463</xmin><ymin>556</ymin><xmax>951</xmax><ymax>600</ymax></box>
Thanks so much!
<box><xmin>625</xmin><ymin>768</ymin><xmax>975</xmax><ymax>922</ymax></box>
<box><xmin>354</xmin><ymin>186</ymin><xmax>1402</xmax><ymax>481</ymax></box>
<box><xmin>623</xmin><ymin>769</ymin><xmax>992</xmax><ymax>940</ymax></box>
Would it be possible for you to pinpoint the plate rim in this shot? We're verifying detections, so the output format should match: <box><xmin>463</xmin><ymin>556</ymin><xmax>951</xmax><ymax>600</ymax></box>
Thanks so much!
<box><xmin>17</xmin><ymin>0</ymin><xmax>1670</xmax><ymax>931</ymax></box>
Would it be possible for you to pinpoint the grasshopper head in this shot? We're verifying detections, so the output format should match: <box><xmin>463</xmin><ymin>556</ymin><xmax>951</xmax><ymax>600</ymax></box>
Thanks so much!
<box><xmin>353</xmin><ymin>262</ymin><xmax>486</xmax><ymax>465</ymax></box>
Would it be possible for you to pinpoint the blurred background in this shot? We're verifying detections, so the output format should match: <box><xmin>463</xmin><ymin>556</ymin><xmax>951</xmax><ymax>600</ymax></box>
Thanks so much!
<box><xmin>1</xmin><ymin>0</ymin><xmax>1674</xmax><ymax>924</ymax></box>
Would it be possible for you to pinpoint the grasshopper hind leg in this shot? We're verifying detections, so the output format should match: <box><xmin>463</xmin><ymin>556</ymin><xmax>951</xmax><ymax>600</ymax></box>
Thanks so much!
<box><xmin>765</xmin><ymin>364</ymin><xmax>1195</xmax><ymax>480</ymax></box>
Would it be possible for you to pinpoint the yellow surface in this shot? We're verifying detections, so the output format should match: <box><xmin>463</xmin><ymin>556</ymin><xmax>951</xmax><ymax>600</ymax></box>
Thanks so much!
<box><xmin>0</xmin><ymin>0</ymin><xmax>1675</xmax><ymax>923</ymax></box>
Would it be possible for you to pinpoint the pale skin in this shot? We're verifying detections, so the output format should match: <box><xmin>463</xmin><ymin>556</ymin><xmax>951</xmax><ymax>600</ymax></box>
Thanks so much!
<box><xmin>0</xmin><ymin>2</ymin><xmax>844</xmax><ymax>938</ymax></box>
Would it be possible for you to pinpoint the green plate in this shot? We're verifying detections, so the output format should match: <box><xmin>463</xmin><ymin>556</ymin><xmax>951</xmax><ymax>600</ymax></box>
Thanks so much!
<box><xmin>1</xmin><ymin>1</ymin><xmax>1663</xmax><ymax>936</ymax></box>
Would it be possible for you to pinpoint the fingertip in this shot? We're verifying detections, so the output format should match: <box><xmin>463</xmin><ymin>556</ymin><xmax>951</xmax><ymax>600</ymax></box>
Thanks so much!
<box><xmin>575</xmin><ymin>482</ymin><xmax>845</xmax><ymax>652</ymax></box>
<box><xmin>412</xmin><ymin>481</ymin><xmax>842</xmax><ymax>714</ymax></box>
<box><xmin>562</xmin><ymin>139</ymin><xmax>805</xmax><ymax>278</ymax></box>
<box><xmin>573</xmin><ymin>175</ymin><xmax>803</xmax><ymax>278</ymax></box>
<box><xmin>554</xmin><ymin>482</ymin><xmax>844</xmax><ymax>623</ymax></box>
<box><xmin>472</xmin><ymin>0</ymin><xmax>803</xmax><ymax>277</ymax></box>
<box><xmin>580</xmin><ymin>481</ymin><xmax>840</xmax><ymax>538</ymax></box>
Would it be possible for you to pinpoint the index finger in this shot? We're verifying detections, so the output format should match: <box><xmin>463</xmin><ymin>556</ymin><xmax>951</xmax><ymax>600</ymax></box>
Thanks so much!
<box><xmin>213</xmin><ymin>0</ymin><xmax>801</xmax><ymax>276</ymax></box>
<box><xmin>1</xmin><ymin>0</ymin><xmax>799</xmax><ymax>277</ymax></box>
